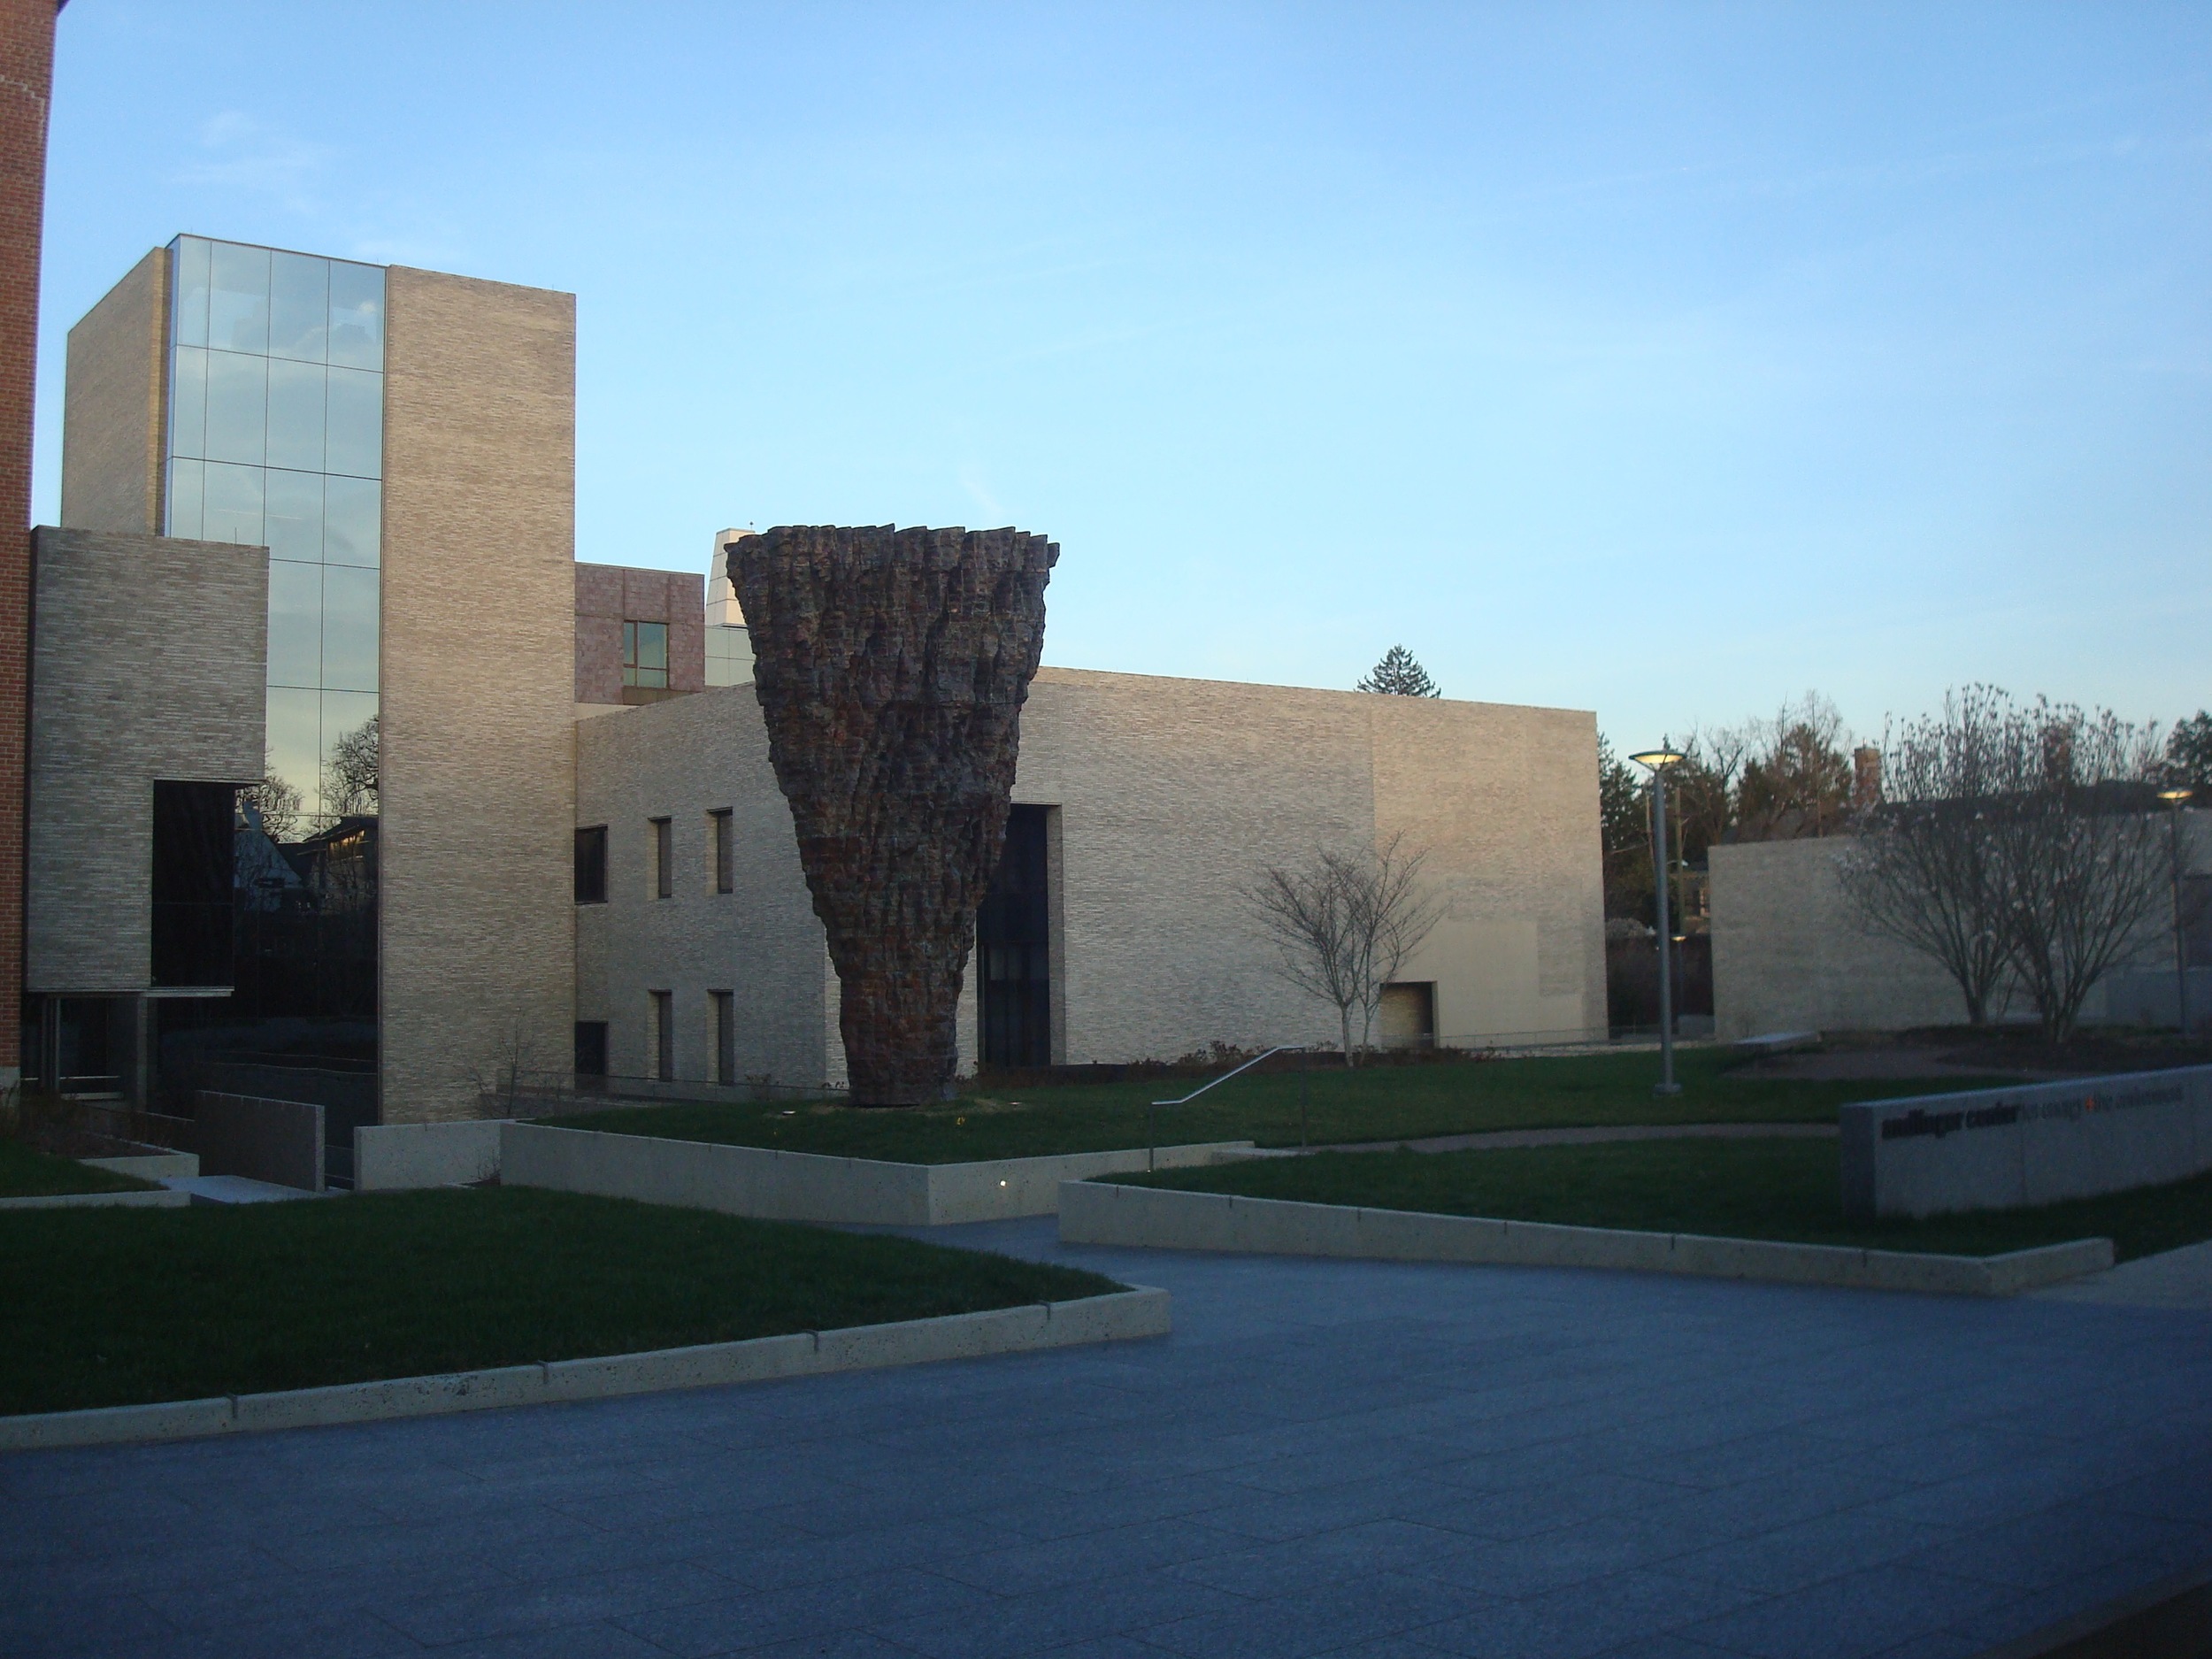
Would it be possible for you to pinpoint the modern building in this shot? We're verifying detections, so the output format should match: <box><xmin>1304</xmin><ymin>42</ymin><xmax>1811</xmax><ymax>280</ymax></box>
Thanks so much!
<box><xmin>33</xmin><ymin>231</ymin><xmax>1609</xmax><ymax>1169</ymax></box>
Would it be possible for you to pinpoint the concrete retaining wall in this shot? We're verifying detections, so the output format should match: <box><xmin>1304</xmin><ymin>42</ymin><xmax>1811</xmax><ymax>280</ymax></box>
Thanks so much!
<box><xmin>1841</xmin><ymin>1065</ymin><xmax>2212</xmax><ymax>1219</ymax></box>
<box><xmin>80</xmin><ymin>1152</ymin><xmax>197</xmax><ymax>1179</ymax></box>
<box><xmin>502</xmin><ymin>1122</ymin><xmax>1254</xmax><ymax>1225</ymax></box>
<box><xmin>1057</xmin><ymin>1180</ymin><xmax>2110</xmax><ymax>1296</ymax></box>
<box><xmin>0</xmin><ymin>1189</ymin><xmax>189</xmax><ymax>1211</ymax></box>
<box><xmin>356</xmin><ymin>1119</ymin><xmax>506</xmax><ymax>1190</ymax></box>
<box><xmin>0</xmin><ymin>1286</ymin><xmax>1171</xmax><ymax>1451</ymax></box>
<box><xmin>189</xmin><ymin>1093</ymin><xmax>325</xmax><ymax>1192</ymax></box>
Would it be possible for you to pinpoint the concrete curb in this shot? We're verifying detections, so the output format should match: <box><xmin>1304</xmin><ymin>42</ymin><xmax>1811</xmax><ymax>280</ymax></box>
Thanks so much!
<box><xmin>1057</xmin><ymin>1181</ymin><xmax>2112</xmax><ymax>1297</ymax></box>
<box><xmin>0</xmin><ymin>1188</ymin><xmax>190</xmax><ymax>1211</ymax></box>
<box><xmin>503</xmin><ymin>1121</ymin><xmax>1255</xmax><ymax>1225</ymax></box>
<box><xmin>0</xmin><ymin>1286</ymin><xmax>1170</xmax><ymax>1453</ymax></box>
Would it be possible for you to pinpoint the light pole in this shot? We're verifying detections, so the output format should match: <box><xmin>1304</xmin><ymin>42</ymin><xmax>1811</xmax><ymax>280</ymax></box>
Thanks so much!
<box><xmin>2159</xmin><ymin>786</ymin><xmax>2193</xmax><ymax>1036</ymax></box>
<box><xmin>1632</xmin><ymin>746</ymin><xmax>1686</xmax><ymax>1095</ymax></box>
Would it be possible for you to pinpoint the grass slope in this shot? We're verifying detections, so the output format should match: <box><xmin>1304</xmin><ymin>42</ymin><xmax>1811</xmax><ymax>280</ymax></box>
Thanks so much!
<box><xmin>1113</xmin><ymin>1139</ymin><xmax>2212</xmax><ymax>1263</ymax></box>
<box><xmin>536</xmin><ymin>1048</ymin><xmax>2001</xmax><ymax>1164</ymax></box>
<box><xmin>0</xmin><ymin>1187</ymin><xmax>1120</xmax><ymax>1417</ymax></box>
<box><xmin>0</xmin><ymin>1138</ymin><xmax>155</xmax><ymax>1198</ymax></box>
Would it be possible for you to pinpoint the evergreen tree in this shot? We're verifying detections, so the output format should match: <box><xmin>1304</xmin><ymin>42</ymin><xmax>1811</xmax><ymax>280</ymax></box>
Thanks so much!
<box><xmin>1357</xmin><ymin>645</ymin><xmax>1440</xmax><ymax>697</ymax></box>
<box><xmin>2167</xmin><ymin>710</ymin><xmax>2212</xmax><ymax>789</ymax></box>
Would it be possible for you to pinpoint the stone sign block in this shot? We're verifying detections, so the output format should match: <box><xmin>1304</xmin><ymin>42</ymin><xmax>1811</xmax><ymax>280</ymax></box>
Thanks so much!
<box><xmin>1839</xmin><ymin>1065</ymin><xmax>2212</xmax><ymax>1218</ymax></box>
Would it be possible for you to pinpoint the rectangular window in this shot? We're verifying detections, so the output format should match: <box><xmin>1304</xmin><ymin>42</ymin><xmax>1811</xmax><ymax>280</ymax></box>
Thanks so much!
<box><xmin>573</xmin><ymin>1020</ymin><xmax>609</xmax><ymax>1080</ymax></box>
<box><xmin>710</xmin><ymin>990</ymin><xmax>735</xmax><ymax>1085</ymax></box>
<box><xmin>650</xmin><ymin>991</ymin><xmax>674</xmax><ymax>1081</ymax></box>
<box><xmin>622</xmin><ymin>620</ymin><xmax>670</xmax><ymax>689</ymax></box>
<box><xmin>710</xmin><ymin>809</ymin><xmax>733</xmax><ymax>895</ymax></box>
<box><xmin>650</xmin><ymin>817</ymin><xmax>672</xmax><ymax>899</ymax></box>
<box><xmin>574</xmin><ymin>826</ymin><xmax>608</xmax><ymax>903</ymax></box>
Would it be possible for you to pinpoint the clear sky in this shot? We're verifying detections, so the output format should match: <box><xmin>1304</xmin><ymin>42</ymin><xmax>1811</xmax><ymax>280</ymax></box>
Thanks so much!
<box><xmin>34</xmin><ymin>3</ymin><xmax>2212</xmax><ymax>751</ymax></box>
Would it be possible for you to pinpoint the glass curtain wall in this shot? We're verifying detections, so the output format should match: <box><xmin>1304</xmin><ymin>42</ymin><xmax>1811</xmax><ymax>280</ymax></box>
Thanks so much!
<box><xmin>165</xmin><ymin>234</ymin><xmax>383</xmax><ymax>832</ymax></box>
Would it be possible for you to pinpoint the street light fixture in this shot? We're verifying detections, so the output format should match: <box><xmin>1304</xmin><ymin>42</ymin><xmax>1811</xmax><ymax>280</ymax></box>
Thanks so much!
<box><xmin>2159</xmin><ymin>786</ymin><xmax>2193</xmax><ymax>1037</ymax></box>
<box><xmin>1631</xmin><ymin>746</ymin><xmax>1686</xmax><ymax>1095</ymax></box>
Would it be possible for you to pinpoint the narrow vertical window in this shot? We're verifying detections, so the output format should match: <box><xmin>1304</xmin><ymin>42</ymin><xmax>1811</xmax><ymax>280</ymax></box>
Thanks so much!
<box><xmin>574</xmin><ymin>1021</ymin><xmax>609</xmax><ymax>1083</ymax></box>
<box><xmin>650</xmin><ymin>817</ymin><xmax>672</xmax><ymax>899</ymax></box>
<box><xmin>710</xmin><ymin>809</ymin><xmax>733</xmax><ymax>895</ymax></box>
<box><xmin>710</xmin><ymin>990</ymin><xmax>735</xmax><ymax>1085</ymax></box>
<box><xmin>650</xmin><ymin>991</ymin><xmax>673</xmax><ymax>1081</ymax></box>
<box><xmin>574</xmin><ymin>826</ymin><xmax>607</xmax><ymax>903</ymax></box>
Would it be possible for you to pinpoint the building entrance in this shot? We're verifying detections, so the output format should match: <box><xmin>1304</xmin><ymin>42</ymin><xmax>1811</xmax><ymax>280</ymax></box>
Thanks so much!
<box><xmin>978</xmin><ymin>804</ymin><xmax>1051</xmax><ymax>1068</ymax></box>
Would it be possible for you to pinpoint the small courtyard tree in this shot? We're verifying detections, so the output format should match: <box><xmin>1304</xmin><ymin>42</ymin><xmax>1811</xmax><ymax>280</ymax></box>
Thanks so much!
<box><xmin>1247</xmin><ymin>833</ymin><xmax>1441</xmax><ymax>1064</ymax></box>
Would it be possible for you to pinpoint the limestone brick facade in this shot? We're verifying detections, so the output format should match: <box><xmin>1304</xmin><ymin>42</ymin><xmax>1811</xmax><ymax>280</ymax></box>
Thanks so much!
<box><xmin>379</xmin><ymin>268</ymin><xmax>576</xmax><ymax>1121</ymax></box>
<box><xmin>576</xmin><ymin>667</ymin><xmax>1607</xmax><ymax>1084</ymax></box>
<box><xmin>25</xmin><ymin>527</ymin><xmax>266</xmax><ymax>994</ymax></box>
<box><xmin>58</xmin><ymin>246</ymin><xmax>166</xmax><ymax>534</ymax></box>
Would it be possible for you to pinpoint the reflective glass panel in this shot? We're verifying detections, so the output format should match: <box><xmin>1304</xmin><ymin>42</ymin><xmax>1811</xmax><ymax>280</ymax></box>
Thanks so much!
<box><xmin>201</xmin><ymin>462</ymin><xmax>265</xmax><ymax>546</ymax></box>
<box><xmin>324</xmin><ymin>366</ymin><xmax>382</xmax><ymax>478</ymax></box>
<box><xmin>264</xmin><ymin>359</ymin><xmax>326</xmax><ymax>472</ymax></box>
<box><xmin>327</xmin><ymin>263</ymin><xmax>385</xmax><ymax>371</ymax></box>
<box><xmin>266</xmin><ymin>561</ymin><xmax>323</xmax><ymax>687</ymax></box>
<box><xmin>168</xmin><ymin>346</ymin><xmax>207</xmax><ymax>462</ymax></box>
<box><xmin>268</xmin><ymin>252</ymin><xmax>329</xmax><ymax>362</ymax></box>
<box><xmin>319</xmin><ymin>565</ymin><xmax>379</xmax><ymax>692</ymax></box>
<box><xmin>204</xmin><ymin>351</ymin><xmax>267</xmax><ymax>465</ymax></box>
<box><xmin>264</xmin><ymin>469</ymin><xmax>324</xmax><ymax>563</ymax></box>
<box><xmin>264</xmin><ymin>687</ymin><xmax>322</xmax><ymax>821</ymax></box>
<box><xmin>321</xmin><ymin>693</ymin><xmax>378</xmax><ymax>809</ymax></box>
<box><xmin>323</xmin><ymin>476</ymin><xmax>380</xmax><ymax>568</ymax></box>
<box><xmin>208</xmin><ymin>242</ymin><xmax>270</xmax><ymax>355</ymax></box>
<box><xmin>172</xmin><ymin>236</ymin><xmax>211</xmax><ymax>349</ymax></box>
<box><xmin>165</xmin><ymin>457</ymin><xmax>204</xmax><ymax>540</ymax></box>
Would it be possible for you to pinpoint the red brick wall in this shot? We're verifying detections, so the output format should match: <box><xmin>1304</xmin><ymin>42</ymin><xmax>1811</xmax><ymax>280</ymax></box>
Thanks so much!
<box><xmin>0</xmin><ymin>1</ymin><xmax>58</xmax><ymax>1071</ymax></box>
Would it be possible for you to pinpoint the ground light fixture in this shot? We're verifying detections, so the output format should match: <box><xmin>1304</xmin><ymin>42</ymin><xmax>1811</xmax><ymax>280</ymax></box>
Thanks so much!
<box><xmin>1630</xmin><ymin>747</ymin><xmax>1687</xmax><ymax>1095</ymax></box>
<box><xmin>2158</xmin><ymin>786</ymin><xmax>2193</xmax><ymax>1036</ymax></box>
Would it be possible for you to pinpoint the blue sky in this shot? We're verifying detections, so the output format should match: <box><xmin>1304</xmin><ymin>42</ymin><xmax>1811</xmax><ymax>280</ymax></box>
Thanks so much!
<box><xmin>35</xmin><ymin>3</ymin><xmax>2212</xmax><ymax>750</ymax></box>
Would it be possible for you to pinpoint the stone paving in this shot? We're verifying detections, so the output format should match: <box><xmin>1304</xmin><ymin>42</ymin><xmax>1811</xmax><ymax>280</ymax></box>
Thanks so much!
<box><xmin>4</xmin><ymin>1217</ymin><xmax>2209</xmax><ymax>1658</ymax></box>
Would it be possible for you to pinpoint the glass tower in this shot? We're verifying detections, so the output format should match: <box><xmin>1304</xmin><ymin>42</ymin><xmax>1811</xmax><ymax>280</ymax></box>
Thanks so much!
<box><xmin>163</xmin><ymin>234</ymin><xmax>384</xmax><ymax>833</ymax></box>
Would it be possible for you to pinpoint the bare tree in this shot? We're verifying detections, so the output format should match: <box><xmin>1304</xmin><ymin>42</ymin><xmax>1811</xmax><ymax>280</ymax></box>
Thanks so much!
<box><xmin>1839</xmin><ymin>686</ymin><xmax>2014</xmax><ymax>1025</ymax></box>
<box><xmin>1985</xmin><ymin>699</ymin><xmax>2170</xmax><ymax>1042</ymax></box>
<box><xmin>1247</xmin><ymin>833</ymin><xmax>1442</xmax><ymax>1065</ymax></box>
<box><xmin>239</xmin><ymin>760</ymin><xmax>303</xmax><ymax>843</ymax></box>
<box><xmin>325</xmin><ymin>716</ymin><xmax>379</xmax><ymax>818</ymax></box>
<box><xmin>1840</xmin><ymin>687</ymin><xmax>2172</xmax><ymax>1041</ymax></box>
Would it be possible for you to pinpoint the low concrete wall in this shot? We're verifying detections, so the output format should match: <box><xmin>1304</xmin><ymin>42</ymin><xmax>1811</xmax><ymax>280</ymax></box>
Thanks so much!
<box><xmin>0</xmin><ymin>1189</ymin><xmax>190</xmax><ymax>1211</ymax></box>
<box><xmin>502</xmin><ymin>1122</ymin><xmax>1254</xmax><ymax>1225</ymax></box>
<box><xmin>188</xmin><ymin>1093</ymin><xmax>325</xmax><ymax>1192</ymax></box>
<box><xmin>356</xmin><ymin>1119</ymin><xmax>506</xmax><ymax>1190</ymax></box>
<box><xmin>81</xmin><ymin>1152</ymin><xmax>198</xmax><ymax>1179</ymax></box>
<box><xmin>1057</xmin><ymin>1180</ymin><xmax>2111</xmax><ymax>1296</ymax></box>
<box><xmin>1841</xmin><ymin>1065</ymin><xmax>2212</xmax><ymax>1219</ymax></box>
<box><xmin>0</xmin><ymin>1286</ymin><xmax>1171</xmax><ymax>1450</ymax></box>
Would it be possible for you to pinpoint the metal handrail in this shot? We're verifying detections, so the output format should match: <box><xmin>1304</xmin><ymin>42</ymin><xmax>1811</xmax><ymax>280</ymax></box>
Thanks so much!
<box><xmin>1148</xmin><ymin>1045</ymin><xmax>1307</xmax><ymax>1172</ymax></box>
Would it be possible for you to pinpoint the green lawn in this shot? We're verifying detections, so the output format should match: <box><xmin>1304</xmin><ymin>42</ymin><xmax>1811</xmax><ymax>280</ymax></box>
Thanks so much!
<box><xmin>0</xmin><ymin>1137</ymin><xmax>155</xmax><ymax>1198</ymax></box>
<box><xmin>0</xmin><ymin>1187</ymin><xmax>1121</xmax><ymax>1417</ymax></box>
<box><xmin>534</xmin><ymin>1048</ymin><xmax>2006</xmax><ymax>1164</ymax></box>
<box><xmin>1110</xmin><ymin>1139</ymin><xmax>2212</xmax><ymax>1263</ymax></box>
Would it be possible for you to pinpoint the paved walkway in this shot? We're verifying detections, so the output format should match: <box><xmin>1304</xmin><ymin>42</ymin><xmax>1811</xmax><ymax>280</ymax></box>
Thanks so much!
<box><xmin>2030</xmin><ymin>1238</ymin><xmax>2212</xmax><ymax>1312</ymax></box>
<box><xmin>4</xmin><ymin>1222</ymin><xmax>2208</xmax><ymax>1659</ymax></box>
<box><xmin>1315</xmin><ymin>1123</ymin><xmax>1838</xmax><ymax>1156</ymax></box>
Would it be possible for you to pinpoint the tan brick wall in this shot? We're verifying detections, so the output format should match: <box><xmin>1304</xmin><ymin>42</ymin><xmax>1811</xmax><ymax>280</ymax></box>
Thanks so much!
<box><xmin>380</xmin><ymin>268</ymin><xmax>576</xmax><ymax>1122</ymax></box>
<box><xmin>26</xmin><ymin>529</ymin><xmax>266</xmax><ymax>994</ymax></box>
<box><xmin>574</xmin><ymin>687</ymin><xmax>830</xmax><ymax>1087</ymax></box>
<box><xmin>0</xmin><ymin>0</ymin><xmax>58</xmax><ymax>1070</ymax></box>
<box><xmin>1709</xmin><ymin>838</ymin><xmax>1971</xmax><ymax>1038</ymax></box>
<box><xmin>576</xmin><ymin>666</ymin><xmax>1607</xmax><ymax>1077</ymax></box>
<box><xmin>59</xmin><ymin>247</ymin><xmax>166</xmax><ymax>534</ymax></box>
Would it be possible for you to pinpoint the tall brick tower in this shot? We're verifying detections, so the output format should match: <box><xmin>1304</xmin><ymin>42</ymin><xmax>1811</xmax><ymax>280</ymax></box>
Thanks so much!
<box><xmin>0</xmin><ymin>0</ymin><xmax>58</xmax><ymax>1089</ymax></box>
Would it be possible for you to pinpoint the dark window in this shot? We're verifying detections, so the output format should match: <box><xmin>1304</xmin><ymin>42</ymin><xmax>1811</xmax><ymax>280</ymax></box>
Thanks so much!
<box><xmin>574</xmin><ymin>1020</ymin><xmax>608</xmax><ymax>1079</ymax></box>
<box><xmin>151</xmin><ymin>781</ymin><xmax>236</xmax><ymax>987</ymax></box>
<box><xmin>978</xmin><ymin>804</ymin><xmax>1052</xmax><ymax>1068</ymax></box>
<box><xmin>650</xmin><ymin>818</ymin><xmax>672</xmax><ymax>899</ymax></box>
<box><xmin>711</xmin><ymin>989</ymin><xmax>735</xmax><ymax>1084</ymax></box>
<box><xmin>574</xmin><ymin>826</ymin><xmax>608</xmax><ymax>903</ymax></box>
<box><xmin>622</xmin><ymin>620</ymin><xmax>669</xmax><ymax>689</ymax></box>
<box><xmin>650</xmin><ymin>990</ymin><xmax>673</xmax><ymax>1080</ymax></box>
<box><xmin>710</xmin><ymin>810</ymin><xmax>733</xmax><ymax>895</ymax></box>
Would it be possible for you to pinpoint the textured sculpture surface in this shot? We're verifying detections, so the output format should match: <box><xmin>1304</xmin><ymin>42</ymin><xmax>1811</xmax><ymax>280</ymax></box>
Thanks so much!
<box><xmin>731</xmin><ymin>525</ymin><xmax>1056</xmax><ymax>1105</ymax></box>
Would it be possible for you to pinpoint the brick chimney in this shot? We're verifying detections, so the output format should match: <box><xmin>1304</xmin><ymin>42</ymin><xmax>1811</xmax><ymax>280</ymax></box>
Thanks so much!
<box><xmin>1852</xmin><ymin>745</ymin><xmax>1881</xmax><ymax>810</ymax></box>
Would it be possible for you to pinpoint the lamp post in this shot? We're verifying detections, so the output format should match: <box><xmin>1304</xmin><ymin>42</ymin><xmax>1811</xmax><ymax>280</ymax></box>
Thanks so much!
<box><xmin>1631</xmin><ymin>746</ymin><xmax>1686</xmax><ymax>1095</ymax></box>
<box><xmin>2159</xmin><ymin>786</ymin><xmax>2193</xmax><ymax>1036</ymax></box>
